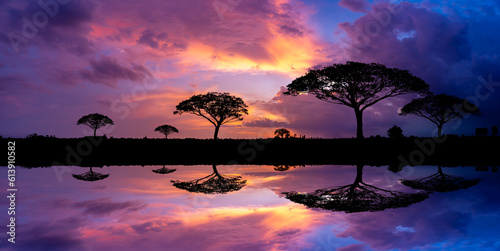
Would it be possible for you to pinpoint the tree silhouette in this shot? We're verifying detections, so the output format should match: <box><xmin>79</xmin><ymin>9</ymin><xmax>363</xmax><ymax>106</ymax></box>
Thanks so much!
<box><xmin>284</xmin><ymin>62</ymin><xmax>429</xmax><ymax>138</ymax></box>
<box><xmin>72</xmin><ymin>167</ymin><xmax>110</xmax><ymax>182</ymax></box>
<box><xmin>154</xmin><ymin>124</ymin><xmax>179</xmax><ymax>139</ymax></box>
<box><xmin>152</xmin><ymin>165</ymin><xmax>176</xmax><ymax>174</ymax></box>
<box><xmin>171</xmin><ymin>164</ymin><xmax>246</xmax><ymax>194</ymax></box>
<box><xmin>77</xmin><ymin>113</ymin><xmax>114</xmax><ymax>137</ymax></box>
<box><xmin>273</xmin><ymin>164</ymin><xmax>304</xmax><ymax>172</ymax></box>
<box><xmin>400</xmin><ymin>166</ymin><xmax>480</xmax><ymax>192</ymax></box>
<box><xmin>387</xmin><ymin>125</ymin><xmax>404</xmax><ymax>139</ymax></box>
<box><xmin>174</xmin><ymin>92</ymin><xmax>248</xmax><ymax>140</ymax></box>
<box><xmin>492</xmin><ymin>126</ymin><xmax>498</xmax><ymax>136</ymax></box>
<box><xmin>475</xmin><ymin>127</ymin><xmax>489</xmax><ymax>136</ymax></box>
<box><xmin>400</xmin><ymin>94</ymin><xmax>480</xmax><ymax>138</ymax></box>
<box><xmin>283</xmin><ymin>165</ymin><xmax>430</xmax><ymax>213</ymax></box>
<box><xmin>274</xmin><ymin>128</ymin><xmax>291</xmax><ymax>138</ymax></box>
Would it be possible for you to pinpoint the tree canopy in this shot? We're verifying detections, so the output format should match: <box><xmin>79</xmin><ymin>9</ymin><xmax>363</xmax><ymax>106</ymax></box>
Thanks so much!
<box><xmin>154</xmin><ymin>124</ymin><xmax>179</xmax><ymax>138</ymax></box>
<box><xmin>171</xmin><ymin>165</ymin><xmax>246</xmax><ymax>194</ymax></box>
<box><xmin>274</xmin><ymin>128</ymin><xmax>291</xmax><ymax>138</ymax></box>
<box><xmin>399</xmin><ymin>94</ymin><xmax>480</xmax><ymax>137</ymax></box>
<box><xmin>284</xmin><ymin>61</ymin><xmax>429</xmax><ymax>138</ymax></box>
<box><xmin>387</xmin><ymin>125</ymin><xmax>404</xmax><ymax>139</ymax></box>
<box><xmin>174</xmin><ymin>92</ymin><xmax>248</xmax><ymax>140</ymax></box>
<box><xmin>77</xmin><ymin>113</ymin><xmax>114</xmax><ymax>137</ymax></box>
<box><xmin>400</xmin><ymin>166</ymin><xmax>480</xmax><ymax>192</ymax></box>
<box><xmin>283</xmin><ymin>165</ymin><xmax>430</xmax><ymax>213</ymax></box>
<box><xmin>72</xmin><ymin>167</ymin><xmax>110</xmax><ymax>182</ymax></box>
<box><xmin>152</xmin><ymin>166</ymin><xmax>177</xmax><ymax>174</ymax></box>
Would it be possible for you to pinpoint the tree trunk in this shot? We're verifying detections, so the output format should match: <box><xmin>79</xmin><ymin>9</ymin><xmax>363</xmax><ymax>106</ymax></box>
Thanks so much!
<box><xmin>437</xmin><ymin>125</ymin><xmax>443</xmax><ymax>138</ymax></box>
<box><xmin>354</xmin><ymin>108</ymin><xmax>364</xmax><ymax>139</ymax></box>
<box><xmin>214</xmin><ymin>124</ymin><xmax>221</xmax><ymax>140</ymax></box>
<box><xmin>93</xmin><ymin>129</ymin><xmax>97</xmax><ymax>137</ymax></box>
<box><xmin>354</xmin><ymin>164</ymin><xmax>364</xmax><ymax>184</ymax></box>
<box><xmin>437</xmin><ymin>165</ymin><xmax>443</xmax><ymax>175</ymax></box>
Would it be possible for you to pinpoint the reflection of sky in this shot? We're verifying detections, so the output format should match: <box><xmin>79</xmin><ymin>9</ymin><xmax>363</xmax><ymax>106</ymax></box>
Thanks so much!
<box><xmin>1</xmin><ymin>165</ymin><xmax>499</xmax><ymax>250</ymax></box>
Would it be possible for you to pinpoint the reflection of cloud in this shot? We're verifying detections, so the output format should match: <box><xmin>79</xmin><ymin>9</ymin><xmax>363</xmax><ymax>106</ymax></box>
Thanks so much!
<box><xmin>4</xmin><ymin>216</ymin><xmax>86</xmax><ymax>251</ymax></box>
<box><xmin>337</xmin><ymin>197</ymin><xmax>472</xmax><ymax>250</ymax></box>
<box><xmin>72</xmin><ymin>197</ymin><xmax>146</xmax><ymax>216</ymax></box>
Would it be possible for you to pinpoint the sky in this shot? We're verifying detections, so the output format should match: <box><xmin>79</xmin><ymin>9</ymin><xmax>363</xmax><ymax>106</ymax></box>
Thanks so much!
<box><xmin>1</xmin><ymin>0</ymin><xmax>499</xmax><ymax>139</ymax></box>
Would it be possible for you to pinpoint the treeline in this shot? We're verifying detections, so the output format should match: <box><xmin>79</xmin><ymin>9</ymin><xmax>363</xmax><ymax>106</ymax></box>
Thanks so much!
<box><xmin>3</xmin><ymin>136</ymin><xmax>499</xmax><ymax>167</ymax></box>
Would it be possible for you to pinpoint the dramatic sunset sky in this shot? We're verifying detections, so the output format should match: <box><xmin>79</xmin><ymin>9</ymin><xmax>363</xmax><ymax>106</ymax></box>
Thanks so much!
<box><xmin>1</xmin><ymin>0</ymin><xmax>499</xmax><ymax>139</ymax></box>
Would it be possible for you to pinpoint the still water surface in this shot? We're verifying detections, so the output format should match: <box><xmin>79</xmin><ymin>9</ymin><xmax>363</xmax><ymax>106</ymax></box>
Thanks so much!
<box><xmin>2</xmin><ymin>165</ymin><xmax>499</xmax><ymax>251</ymax></box>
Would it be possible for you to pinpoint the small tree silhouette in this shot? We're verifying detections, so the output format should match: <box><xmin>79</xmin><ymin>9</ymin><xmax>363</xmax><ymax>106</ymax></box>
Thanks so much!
<box><xmin>171</xmin><ymin>165</ymin><xmax>246</xmax><ymax>194</ymax></box>
<box><xmin>492</xmin><ymin>126</ymin><xmax>498</xmax><ymax>136</ymax></box>
<box><xmin>283</xmin><ymin>165</ymin><xmax>429</xmax><ymax>213</ymax></box>
<box><xmin>174</xmin><ymin>92</ymin><xmax>248</xmax><ymax>140</ymax></box>
<box><xmin>274</xmin><ymin>128</ymin><xmax>291</xmax><ymax>138</ymax></box>
<box><xmin>72</xmin><ymin>167</ymin><xmax>110</xmax><ymax>182</ymax></box>
<box><xmin>475</xmin><ymin>127</ymin><xmax>489</xmax><ymax>136</ymax></box>
<box><xmin>152</xmin><ymin>165</ymin><xmax>176</xmax><ymax>174</ymax></box>
<box><xmin>387</xmin><ymin>125</ymin><xmax>404</xmax><ymax>139</ymax></box>
<box><xmin>154</xmin><ymin>124</ymin><xmax>179</xmax><ymax>139</ymax></box>
<box><xmin>400</xmin><ymin>94</ymin><xmax>480</xmax><ymax>138</ymax></box>
<box><xmin>77</xmin><ymin>113</ymin><xmax>114</xmax><ymax>137</ymax></box>
<box><xmin>284</xmin><ymin>62</ymin><xmax>429</xmax><ymax>138</ymax></box>
<box><xmin>273</xmin><ymin>164</ymin><xmax>304</xmax><ymax>172</ymax></box>
<box><xmin>400</xmin><ymin>166</ymin><xmax>480</xmax><ymax>192</ymax></box>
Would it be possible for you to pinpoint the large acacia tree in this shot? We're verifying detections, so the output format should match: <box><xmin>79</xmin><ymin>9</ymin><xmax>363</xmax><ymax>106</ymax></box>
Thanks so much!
<box><xmin>174</xmin><ymin>92</ymin><xmax>248</xmax><ymax>140</ymax></box>
<box><xmin>77</xmin><ymin>113</ymin><xmax>114</xmax><ymax>137</ymax></box>
<box><xmin>284</xmin><ymin>61</ymin><xmax>429</xmax><ymax>138</ymax></box>
<box><xmin>399</xmin><ymin>94</ymin><xmax>480</xmax><ymax>137</ymax></box>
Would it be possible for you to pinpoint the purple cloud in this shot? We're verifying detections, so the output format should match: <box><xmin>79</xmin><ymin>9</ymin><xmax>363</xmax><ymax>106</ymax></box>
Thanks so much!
<box><xmin>243</xmin><ymin>118</ymin><xmax>289</xmax><ymax>128</ymax></box>
<box><xmin>72</xmin><ymin>197</ymin><xmax>146</xmax><ymax>216</ymax></box>
<box><xmin>339</xmin><ymin>0</ymin><xmax>369</xmax><ymax>13</ymax></box>
<box><xmin>79</xmin><ymin>56</ymin><xmax>152</xmax><ymax>86</ymax></box>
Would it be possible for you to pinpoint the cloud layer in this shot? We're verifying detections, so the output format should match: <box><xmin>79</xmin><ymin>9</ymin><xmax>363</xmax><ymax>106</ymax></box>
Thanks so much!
<box><xmin>1</xmin><ymin>0</ymin><xmax>499</xmax><ymax>138</ymax></box>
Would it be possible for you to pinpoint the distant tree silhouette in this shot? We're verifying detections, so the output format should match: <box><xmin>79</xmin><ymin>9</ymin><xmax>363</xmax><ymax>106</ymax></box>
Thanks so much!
<box><xmin>387</xmin><ymin>125</ymin><xmax>404</xmax><ymax>139</ymax></box>
<box><xmin>400</xmin><ymin>94</ymin><xmax>480</xmax><ymax>138</ymax></box>
<box><xmin>284</xmin><ymin>62</ymin><xmax>429</xmax><ymax>138</ymax></box>
<box><xmin>400</xmin><ymin>165</ymin><xmax>480</xmax><ymax>192</ymax></box>
<box><xmin>154</xmin><ymin>124</ymin><xmax>179</xmax><ymax>139</ymax></box>
<box><xmin>77</xmin><ymin>113</ymin><xmax>114</xmax><ymax>137</ymax></box>
<box><xmin>475</xmin><ymin>127</ymin><xmax>489</xmax><ymax>136</ymax></box>
<box><xmin>273</xmin><ymin>164</ymin><xmax>304</xmax><ymax>172</ymax></box>
<box><xmin>72</xmin><ymin>167</ymin><xmax>110</xmax><ymax>182</ymax></box>
<box><xmin>274</xmin><ymin>128</ymin><xmax>291</xmax><ymax>138</ymax></box>
<box><xmin>152</xmin><ymin>165</ymin><xmax>176</xmax><ymax>174</ymax></box>
<box><xmin>492</xmin><ymin>126</ymin><xmax>498</xmax><ymax>136</ymax></box>
<box><xmin>174</xmin><ymin>92</ymin><xmax>248</xmax><ymax>140</ymax></box>
<box><xmin>283</xmin><ymin>165</ymin><xmax>429</xmax><ymax>213</ymax></box>
<box><xmin>171</xmin><ymin>164</ymin><xmax>246</xmax><ymax>194</ymax></box>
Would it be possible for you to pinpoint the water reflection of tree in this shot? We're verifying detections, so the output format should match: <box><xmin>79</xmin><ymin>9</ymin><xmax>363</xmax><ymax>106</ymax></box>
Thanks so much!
<box><xmin>273</xmin><ymin>164</ymin><xmax>305</xmax><ymax>172</ymax></box>
<box><xmin>171</xmin><ymin>165</ymin><xmax>246</xmax><ymax>194</ymax></box>
<box><xmin>283</xmin><ymin>165</ymin><xmax>430</xmax><ymax>213</ymax></box>
<box><xmin>152</xmin><ymin>165</ymin><xmax>176</xmax><ymax>174</ymax></box>
<box><xmin>400</xmin><ymin>165</ymin><xmax>480</xmax><ymax>192</ymax></box>
<box><xmin>72</xmin><ymin>166</ymin><xmax>110</xmax><ymax>182</ymax></box>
